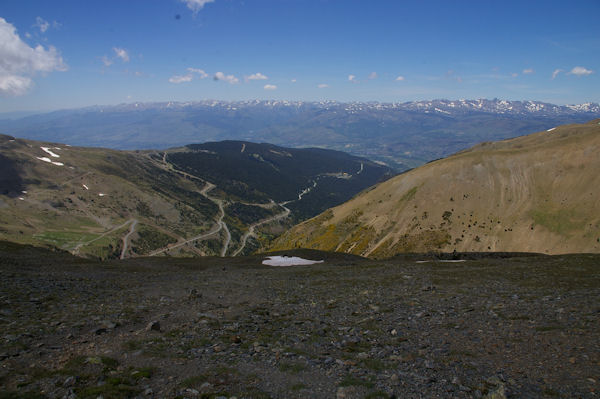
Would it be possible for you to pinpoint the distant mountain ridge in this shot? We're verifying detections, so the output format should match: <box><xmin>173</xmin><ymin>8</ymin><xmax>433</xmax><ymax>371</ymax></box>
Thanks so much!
<box><xmin>270</xmin><ymin>119</ymin><xmax>600</xmax><ymax>257</ymax></box>
<box><xmin>16</xmin><ymin>98</ymin><xmax>598</xmax><ymax>116</ymax></box>
<box><xmin>1</xmin><ymin>99</ymin><xmax>598</xmax><ymax>171</ymax></box>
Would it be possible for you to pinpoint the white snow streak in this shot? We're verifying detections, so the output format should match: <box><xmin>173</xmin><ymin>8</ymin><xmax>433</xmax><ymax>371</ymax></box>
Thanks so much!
<box><xmin>262</xmin><ymin>256</ymin><xmax>324</xmax><ymax>266</ymax></box>
<box><xmin>40</xmin><ymin>147</ymin><xmax>60</xmax><ymax>158</ymax></box>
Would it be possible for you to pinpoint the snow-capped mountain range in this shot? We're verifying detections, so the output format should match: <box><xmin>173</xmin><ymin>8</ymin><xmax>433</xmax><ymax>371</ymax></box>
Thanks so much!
<box><xmin>1</xmin><ymin>98</ymin><xmax>598</xmax><ymax>171</ymax></box>
<box><xmin>77</xmin><ymin>98</ymin><xmax>600</xmax><ymax>117</ymax></box>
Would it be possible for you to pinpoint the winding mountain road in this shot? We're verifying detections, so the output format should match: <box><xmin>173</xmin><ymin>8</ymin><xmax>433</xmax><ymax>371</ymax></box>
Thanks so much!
<box><xmin>120</xmin><ymin>219</ymin><xmax>138</xmax><ymax>259</ymax></box>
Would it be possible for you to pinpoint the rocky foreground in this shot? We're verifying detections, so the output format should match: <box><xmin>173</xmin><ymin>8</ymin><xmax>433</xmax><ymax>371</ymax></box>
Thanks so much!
<box><xmin>0</xmin><ymin>242</ymin><xmax>598</xmax><ymax>398</ymax></box>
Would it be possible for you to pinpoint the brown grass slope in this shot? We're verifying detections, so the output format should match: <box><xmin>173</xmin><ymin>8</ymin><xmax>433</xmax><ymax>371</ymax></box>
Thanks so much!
<box><xmin>0</xmin><ymin>136</ymin><xmax>220</xmax><ymax>258</ymax></box>
<box><xmin>271</xmin><ymin>119</ymin><xmax>600</xmax><ymax>256</ymax></box>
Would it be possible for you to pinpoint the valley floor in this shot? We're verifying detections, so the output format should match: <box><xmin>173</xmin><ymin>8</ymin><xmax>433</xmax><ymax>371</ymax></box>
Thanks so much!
<box><xmin>0</xmin><ymin>243</ymin><xmax>598</xmax><ymax>398</ymax></box>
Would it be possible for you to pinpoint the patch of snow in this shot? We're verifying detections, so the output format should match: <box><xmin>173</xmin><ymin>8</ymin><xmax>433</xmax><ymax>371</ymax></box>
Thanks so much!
<box><xmin>416</xmin><ymin>259</ymin><xmax>466</xmax><ymax>263</ymax></box>
<box><xmin>374</xmin><ymin>160</ymin><xmax>388</xmax><ymax>166</ymax></box>
<box><xmin>21</xmin><ymin>191</ymin><xmax>27</xmax><ymax>194</ymax></box>
<box><xmin>547</xmin><ymin>127</ymin><xmax>556</xmax><ymax>132</ymax></box>
<box><xmin>82</xmin><ymin>184</ymin><xmax>89</xmax><ymax>190</ymax></box>
<box><xmin>98</xmin><ymin>193</ymin><xmax>106</xmax><ymax>197</ymax></box>
<box><xmin>262</xmin><ymin>256</ymin><xmax>324</xmax><ymax>266</ymax></box>
<box><xmin>37</xmin><ymin>156</ymin><xmax>52</xmax><ymax>163</ymax></box>
<box><xmin>18</xmin><ymin>197</ymin><xmax>24</xmax><ymax>200</ymax></box>
<box><xmin>40</xmin><ymin>147</ymin><xmax>60</xmax><ymax>158</ymax></box>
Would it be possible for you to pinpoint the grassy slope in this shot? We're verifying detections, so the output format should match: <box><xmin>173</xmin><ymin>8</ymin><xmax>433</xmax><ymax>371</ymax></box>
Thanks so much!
<box><xmin>271</xmin><ymin>119</ymin><xmax>600</xmax><ymax>256</ymax></box>
<box><xmin>0</xmin><ymin>136</ymin><xmax>219</xmax><ymax>258</ymax></box>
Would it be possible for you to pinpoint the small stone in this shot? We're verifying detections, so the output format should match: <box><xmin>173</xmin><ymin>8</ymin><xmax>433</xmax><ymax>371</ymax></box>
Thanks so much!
<box><xmin>144</xmin><ymin>388</ymin><xmax>153</xmax><ymax>395</ymax></box>
<box><xmin>230</xmin><ymin>335</ymin><xmax>242</xmax><ymax>344</ymax></box>
<box><xmin>185</xmin><ymin>388</ymin><xmax>199</xmax><ymax>396</ymax></box>
<box><xmin>94</xmin><ymin>328</ymin><xmax>108</xmax><ymax>335</ymax></box>
<box><xmin>390</xmin><ymin>329</ymin><xmax>398</xmax><ymax>336</ymax></box>
<box><xmin>337</xmin><ymin>386</ymin><xmax>358</xmax><ymax>399</ymax></box>
<box><xmin>63</xmin><ymin>376</ymin><xmax>77</xmax><ymax>387</ymax></box>
<box><xmin>483</xmin><ymin>384</ymin><xmax>506</xmax><ymax>399</ymax></box>
<box><xmin>146</xmin><ymin>321</ymin><xmax>160</xmax><ymax>332</ymax></box>
<box><xmin>486</xmin><ymin>376</ymin><xmax>502</xmax><ymax>386</ymax></box>
<box><xmin>199</xmin><ymin>382</ymin><xmax>213</xmax><ymax>392</ymax></box>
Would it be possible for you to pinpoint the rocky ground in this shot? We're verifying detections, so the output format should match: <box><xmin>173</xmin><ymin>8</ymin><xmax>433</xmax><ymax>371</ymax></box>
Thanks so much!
<box><xmin>0</xmin><ymin>241</ymin><xmax>598</xmax><ymax>398</ymax></box>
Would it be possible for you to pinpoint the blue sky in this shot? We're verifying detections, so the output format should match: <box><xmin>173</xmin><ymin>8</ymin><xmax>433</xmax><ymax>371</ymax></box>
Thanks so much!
<box><xmin>1</xmin><ymin>0</ymin><xmax>599</xmax><ymax>112</ymax></box>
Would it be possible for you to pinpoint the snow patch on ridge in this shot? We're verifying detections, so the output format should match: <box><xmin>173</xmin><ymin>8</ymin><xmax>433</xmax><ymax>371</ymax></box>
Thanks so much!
<box><xmin>262</xmin><ymin>256</ymin><xmax>324</xmax><ymax>266</ymax></box>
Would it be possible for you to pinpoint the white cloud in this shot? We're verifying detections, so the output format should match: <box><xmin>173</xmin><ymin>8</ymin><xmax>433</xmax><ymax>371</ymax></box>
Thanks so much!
<box><xmin>522</xmin><ymin>68</ymin><xmax>534</xmax><ymax>74</ymax></box>
<box><xmin>511</xmin><ymin>72</ymin><xmax>518</xmax><ymax>77</ymax></box>
<box><xmin>348</xmin><ymin>74</ymin><xmax>356</xmax><ymax>82</ymax></box>
<box><xmin>368</xmin><ymin>71</ymin><xmax>378</xmax><ymax>79</ymax></box>
<box><xmin>214</xmin><ymin>71</ymin><xmax>239</xmax><ymax>84</ymax></box>
<box><xmin>169</xmin><ymin>74</ymin><xmax>193</xmax><ymax>84</ymax></box>
<box><xmin>568</xmin><ymin>66</ymin><xmax>593</xmax><ymax>76</ymax></box>
<box><xmin>0</xmin><ymin>17</ymin><xmax>67</xmax><ymax>96</ymax></box>
<box><xmin>101</xmin><ymin>55</ymin><xmax>113</xmax><ymax>67</ymax></box>
<box><xmin>263</xmin><ymin>84</ymin><xmax>277</xmax><ymax>90</ymax></box>
<box><xmin>395</xmin><ymin>75</ymin><xmax>405</xmax><ymax>81</ymax></box>
<box><xmin>187</xmin><ymin>68</ymin><xmax>208</xmax><ymax>78</ymax></box>
<box><xmin>113</xmin><ymin>47</ymin><xmax>129</xmax><ymax>62</ymax></box>
<box><xmin>247</xmin><ymin>72</ymin><xmax>268</xmax><ymax>80</ymax></box>
<box><xmin>291</xmin><ymin>78</ymin><xmax>297</xmax><ymax>83</ymax></box>
<box><xmin>317</xmin><ymin>83</ymin><xmax>329</xmax><ymax>88</ymax></box>
<box><xmin>34</xmin><ymin>17</ymin><xmax>50</xmax><ymax>33</ymax></box>
<box><xmin>181</xmin><ymin>0</ymin><xmax>215</xmax><ymax>14</ymax></box>
<box><xmin>551</xmin><ymin>69</ymin><xmax>563</xmax><ymax>79</ymax></box>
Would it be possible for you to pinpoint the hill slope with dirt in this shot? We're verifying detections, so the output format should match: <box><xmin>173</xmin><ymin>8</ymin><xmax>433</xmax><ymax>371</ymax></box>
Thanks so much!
<box><xmin>0</xmin><ymin>136</ymin><xmax>391</xmax><ymax>259</ymax></box>
<box><xmin>271</xmin><ymin>120</ymin><xmax>600</xmax><ymax>256</ymax></box>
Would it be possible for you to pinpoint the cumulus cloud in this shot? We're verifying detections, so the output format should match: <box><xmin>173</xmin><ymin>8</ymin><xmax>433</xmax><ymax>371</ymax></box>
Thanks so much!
<box><xmin>568</xmin><ymin>66</ymin><xmax>593</xmax><ymax>76</ymax></box>
<box><xmin>187</xmin><ymin>67</ymin><xmax>208</xmax><ymax>78</ymax></box>
<box><xmin>348</xmin><ymin>74</ymin><xmax>356</xmax><ymax>82</ymax></box>
<box><xmin>214</xmin><ymin>71</ymin><xmax>239</xmax><ymax>84</ymax></box>
<box><xmin>34</xmin><ymin>17</ymin><xmax>50</xmax><ymax>33</ymax></box>
<box><xmin>169</xmin><ymin>68</ymin><xmax>209</xmax><ymax>84</ymax></box>
<box><xmin>0</xmin><ymin>17</ymin><xmax>67</xmax><ymax>96</ymax></box>
<box><xmin>368</xmin><ymin>72</ymin><xmax>378</xmax><ymax>79</ymax></box>
<box><xmin>113</xmin><ymin>47</ymin><xmax>129</xmax><ymax>62</ymax></box>
<box><xmin>395</xmin><ymin>75</ymin><xmax>405</xmax><ymax>81</ymax></box>
<box><xmin>551</xmin><ymin>69</ymin><xmax>563</xmax><ymax>79</ymax></box>
<box><xmin>522</xmin><ymin>68</ymin><xmax>534</xmax><ymax>74</ymax></box>
<box><xmin>181</xmin><ymin>0</ymin><xmax>215</xmax><ymax>14</ymax></box>
<box><xmin>169</xmin><ymin>74</ymin><xmax>193</xmax><ymax>84</ymax></box>
<box><xmin>317</xmin><ymin>83</ymin><xmax>329</xmax><ymax>88</ymax></box>
<box><xmin>263</xmin><ymin>84</ymin><xmax>277</xmax><ymax>90</ymax></box>
<box><xmin>247</xmin><ymin>72</ymin><xmax>268</xmax><ymax>81</ymax></box>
